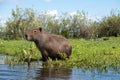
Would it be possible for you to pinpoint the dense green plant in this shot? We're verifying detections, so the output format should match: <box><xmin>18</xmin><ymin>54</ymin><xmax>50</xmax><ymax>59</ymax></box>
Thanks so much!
<box><xmin>2</xmin><ymin>7</ymin><xmax>120</xmax><ymax>39</ymax></box>
<box><xmin>96</xmin><ymin>11</ymin><xmax>120</xmax><ymax>37</ymax></box>
<box><xmin>5</xmin><ymin>7</ymin><xmax>92</xmax><ymax>39</ymax></box>
<box><xmin>5</xmin><ymin>7</ymin><xmax>41</xmax><ymax>39</ymax></box>
<box><xmin>0</xmin><ymin>39</ymin><xmax>41</xmax><ymax>65</ymax></box>
<box><xmin>1</xmin><ymin>37</ymin><xmax>120</xmax><ymax>70</ymax></box>
<box><xmin>0</xmin><ymin>27</ymin><xmax>6</xmax><ymax>39</ymax></box>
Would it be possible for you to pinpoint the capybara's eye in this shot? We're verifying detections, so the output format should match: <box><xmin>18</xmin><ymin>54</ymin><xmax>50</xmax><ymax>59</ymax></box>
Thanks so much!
<box><xmin>33</xmin><ymin>30</ymin><xmax>37</xmax><ymax>33</ymax></box>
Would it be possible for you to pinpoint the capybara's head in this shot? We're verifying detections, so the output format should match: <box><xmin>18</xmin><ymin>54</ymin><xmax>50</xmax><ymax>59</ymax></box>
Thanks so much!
<box><xmin>25</xmin><ymin>27</ymin><xmax>42</xmax><ymax>41</ymax></box>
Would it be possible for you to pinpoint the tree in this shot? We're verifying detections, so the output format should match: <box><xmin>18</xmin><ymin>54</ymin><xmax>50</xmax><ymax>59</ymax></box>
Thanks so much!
<box><xmin>97</xmin><ymin>10</ymin><xmax>120</xmax><ymax>37</ymax></box>
<box><xmin>6</xmin><ymin>7</ymin><xmax>38</xmax><ymax>39</ymax></box>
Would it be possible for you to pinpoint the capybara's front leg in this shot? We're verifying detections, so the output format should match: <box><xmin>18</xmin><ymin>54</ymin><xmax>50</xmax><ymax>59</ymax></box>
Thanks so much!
<box><xmin>41</xmin><ymin>50</ymin><xmax>48</xmax><ymax>62</ymax></box>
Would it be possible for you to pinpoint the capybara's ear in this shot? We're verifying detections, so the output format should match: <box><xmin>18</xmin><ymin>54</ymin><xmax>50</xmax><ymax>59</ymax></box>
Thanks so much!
<box><xmin>39</xmin><ymin>27</ymin><xmax>42</xmax><ymax>32</ymax></box>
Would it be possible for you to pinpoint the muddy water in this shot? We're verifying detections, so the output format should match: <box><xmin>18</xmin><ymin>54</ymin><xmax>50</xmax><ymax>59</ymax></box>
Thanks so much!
<box><xmin>0</xmin><ymin>55</ymin><xmax>120</xmax><ymax>80</ymax></box>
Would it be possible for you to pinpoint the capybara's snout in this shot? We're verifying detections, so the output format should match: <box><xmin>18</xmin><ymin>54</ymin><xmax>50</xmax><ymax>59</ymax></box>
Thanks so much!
<box><xmin>25</xmin><ymin>34</ymin><xmax>33</xmax><ymax>41</ymax></box>
<box><xmin>25</xmin><ymin>34</ymin><xmax>30</xmax><ymax>41</ymax></box>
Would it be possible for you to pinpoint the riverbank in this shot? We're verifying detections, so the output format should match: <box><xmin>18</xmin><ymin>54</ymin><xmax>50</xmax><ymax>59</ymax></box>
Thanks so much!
<box><xmin>0</xmin><ymin>37</ymin><xmax>120</xmax><ymax>69</ymax></box>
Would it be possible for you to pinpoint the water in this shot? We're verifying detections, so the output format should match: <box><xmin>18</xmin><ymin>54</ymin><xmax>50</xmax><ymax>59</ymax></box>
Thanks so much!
<box><xmin>0</xmin><ymin>55</ymin><xmax>120</xmax><ymax>80</ymax></box>
<box><xmin>0</xmin><ymin>55</ymin><xmax>7</xmax><ymax>64</ymax></box>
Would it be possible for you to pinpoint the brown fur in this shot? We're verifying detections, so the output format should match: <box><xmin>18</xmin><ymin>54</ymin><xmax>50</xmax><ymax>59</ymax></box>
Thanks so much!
<box><xmin>25</xmin><ymin>27</ymin><xmax>72</xmax><ymax>61</ymax></box>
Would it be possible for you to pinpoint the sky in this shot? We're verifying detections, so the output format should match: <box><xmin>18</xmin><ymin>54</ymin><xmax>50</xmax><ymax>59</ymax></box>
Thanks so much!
<box><xmin>0</xmin><ymin>0</ymin><xmax>120</xmax><ymax>25</ymax></box>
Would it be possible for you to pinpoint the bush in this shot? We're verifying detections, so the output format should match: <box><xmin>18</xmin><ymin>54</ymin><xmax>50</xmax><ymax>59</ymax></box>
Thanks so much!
<box><xmin>3</xmin><ymin>7</ymin><xmax>120</xmax><ymax>39</ymax></box>
<box><xmin>96</xmin><ymin>11</ymin><xmax>120</xmax><ymax>37</ymax></box>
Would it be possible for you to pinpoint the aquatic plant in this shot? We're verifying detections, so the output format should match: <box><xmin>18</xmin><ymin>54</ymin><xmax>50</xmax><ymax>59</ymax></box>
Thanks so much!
<box><xmin>2</xmin><ymin>40</ymin><xmax>41</xmax><ymax>65</ymax></box>
<box><xmin>1</xmin><ymin>37</ymin><xmax>120</xmax><ymax>71</ymax></box>
<box><xmin>42</xmin><ymin>37</ymin><xmax>120</xmax><ymax>71</ymax></box>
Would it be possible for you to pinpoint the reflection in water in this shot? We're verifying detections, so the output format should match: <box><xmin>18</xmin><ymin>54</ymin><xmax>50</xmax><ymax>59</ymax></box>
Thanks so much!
<box><xmin>35</xmin><ymin>67</ymin><xmax>120</xmax><ymax>80</ymax></box>
<box><xmin>0</xmin><ymin>64</ymin><xmax>38</xmax><ymax>80</ymax></box>
<box><xmin>0</xmin><ymin>64</ymin><xmax>120</xmax><ymax>80</ymax></box>
<box><xmin>0</xmin><ymin>56</ymin><xmax>120</xmax><ymax>80</ymax></box>
<box><xmin>35</xmin><ymin>68</ymin><xmax>72</xmax><ymax>80</ymax></box>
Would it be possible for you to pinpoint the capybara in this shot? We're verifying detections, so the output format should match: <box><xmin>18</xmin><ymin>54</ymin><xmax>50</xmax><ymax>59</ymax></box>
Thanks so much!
<box><xmin>25</xmin><ymin>27</ymin><xmax>72</xmax><ymax>61</ymax></box>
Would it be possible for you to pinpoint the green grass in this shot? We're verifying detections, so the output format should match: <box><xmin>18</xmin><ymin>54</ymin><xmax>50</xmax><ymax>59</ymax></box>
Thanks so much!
<box><xmin>1</xmin><ymin>37</ymin><xmax>120</xmax><ymax>70</ymax></box>
<box><xmin>0</xmin><ymin>39</ymin><xmax>41</xmax><ymax>64</ymax></box>
<box><xmin>0</xmin><ymin>39</ymin><xmax>39</xmax><ymax>55</ymax></box>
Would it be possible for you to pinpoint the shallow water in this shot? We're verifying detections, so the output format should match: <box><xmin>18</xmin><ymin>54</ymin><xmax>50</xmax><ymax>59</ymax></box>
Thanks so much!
<box><xmin>0</xmin><ymin>55</ymin><xmax>120</xmax><ymax>80</ymax></box>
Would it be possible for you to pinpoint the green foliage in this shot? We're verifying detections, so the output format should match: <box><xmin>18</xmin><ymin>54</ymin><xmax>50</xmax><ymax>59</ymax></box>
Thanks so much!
<box><xmin>96</xmin><ymin>10</ymin><xmax>120</xmax><ymax>37</ymax></box>
<box><xmin>5</xmin><ymin>7</ymin><xmax>40</xmax><ymax>39</ymax></box>
<box><xmin>3</xmin><ymin>7</ymin><xmax>120</xmax><ymax>39</ymax></box>
<box><xmin>5</xmin><ymin>7</ymin><xmax>91</xmax><ymax>39</ymax></box>
<box><xmin>1</xmin><ymin>37</ymin><xmax>120</xmax><ymax>70</ymax></box>
<box><xmin>0</xmin><ymin>39</ymin><xmax>41</xmax><ymax>65</ymax></box>
<box><xmin>0</xmin><ymin>27</ymin><xmax>6</xmax><ymax>39</ymax></box>
<box><xmin>43</xmin><ymin>37</ymin><xmax>120</xmax><ymax>70</ymax></box>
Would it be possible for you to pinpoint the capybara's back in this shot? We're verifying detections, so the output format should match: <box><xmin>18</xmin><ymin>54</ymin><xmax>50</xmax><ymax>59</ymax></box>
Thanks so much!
<box><xmin>25</xmin><ymin>27</ymin><xmax>72</xmax><ymax>61</ymax></box>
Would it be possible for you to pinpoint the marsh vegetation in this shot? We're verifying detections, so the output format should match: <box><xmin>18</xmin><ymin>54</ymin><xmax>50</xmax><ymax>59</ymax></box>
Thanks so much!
<box><xmin>0</xmin><ymin>37</ymin><xmax>120</xmax><ymax>72</ymax></box>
